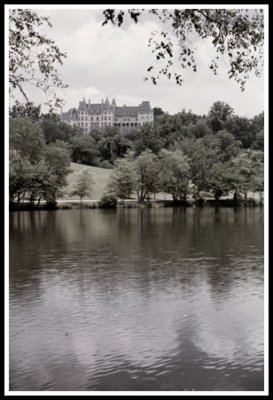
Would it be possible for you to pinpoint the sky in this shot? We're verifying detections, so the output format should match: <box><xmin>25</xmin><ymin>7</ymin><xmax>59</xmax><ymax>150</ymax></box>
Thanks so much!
<box><xmin>22</xmin><ymin>7</ymin><xmax>265</xmax><ymax>117</ymax></box>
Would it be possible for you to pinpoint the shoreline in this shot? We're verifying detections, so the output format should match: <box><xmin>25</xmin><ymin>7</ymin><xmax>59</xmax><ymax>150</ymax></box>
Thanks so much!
<box><xmin>9</xmin><ymin>198</ymin><xmax>263</xmax><ymax>211</ymax></box>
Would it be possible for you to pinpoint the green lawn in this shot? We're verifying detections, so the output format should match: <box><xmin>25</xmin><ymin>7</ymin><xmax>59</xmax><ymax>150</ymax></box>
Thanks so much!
<box><xmin>59</xmin><ymin>162</ymin><xmax>112</xmax><ymax>201</ymax></box>
<box><xmin>59</xmin><ymin>162</ymin><xmax>262</xmax><ymax>203</ymax></box>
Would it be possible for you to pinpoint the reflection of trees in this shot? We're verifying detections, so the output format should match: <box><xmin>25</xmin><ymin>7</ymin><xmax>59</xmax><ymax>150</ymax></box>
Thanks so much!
<box><xmin>10</xmin><ymin>208</ymin><xmax>264</xmax><ymax>303</ymax></box>
<box><xmin>10</xmin><ymin>211</ymin><xmax>69</xmax><ymax>299</ymax></box>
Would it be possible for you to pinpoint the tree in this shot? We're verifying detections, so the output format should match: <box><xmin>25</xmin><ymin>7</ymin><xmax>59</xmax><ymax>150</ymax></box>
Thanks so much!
<box><xmin>97</xmin><ymin>132</ymin><xmax>133</xmax><ymax>164</ymax></box>
<box><xmin>153</xmin><ymin>107</ymin><xmax>165</xmax><ymax>117</ymax></box>
<box><xmin>224</xmin><ymin>115</ymin><xmax>255</xmax><ymax>148</ymax></box>
<box><xmin>177</xmin><ymin>137</ymin><xmax>218</xmax><ymax>196</ymax></box>
<box><xmin>43</xmin><ymin>143</ymin><xmax>71</xmax><ymax>204</ymax></box>
<box><xmin>71</xmin><ymin>134</ymin><xmax>100</xmax><ymax>166</ymax></box>
<box><xmin>252</xmin><ymin>130</ymin><xmax>264</xmax><ymax>151</ymax></box>
<box><xmin>108</xmin><ymin>158</ymin><xmax>137</xmax><ymax>199</ymax></box>
<box><xmin>9</xmin><ymin>150</ymin><xmax>33</xmax><ymax>204</ymax></box>
<box><xmin>159</xmin><ymin>149</ymin><xmax>190</xmax><ymax>201</ymax></box>
<box><xmin>134</xmin><ymin>150</ymin><xmax>161</xmax><ymax>201</ymax></box>
<box><xmin>40</xmin><ymin>114</ymin><xmax>81</xmax><ymax>144</ymax></box>
<box><xmin>71</xmin><ymin>170</ymin><xmax>94</xmax><ymax>205</ymax></box>
<box><xmin>9</xmin><ymin>117</ymin><xmax>45</xmax><ymax>162</ymax></box>
<box><xmin>102</xmin><ymin>9</ymin><xmax>264</xmax><ymax>90</ymax></box>
<box><xmin>207</xmin><ymin>162</ymin><xmax>235</xmax><ymax>200</ymax></box>
<box><xmin>9</xmin><ymin>118</ymin><xmax>71</xmax><ymax>208</ymax></box>
<box><xmin>251</xmin><ymin>112</ymin><xmax>264</xmax><ymax>151</ymax></box>
<box><xmin>133</xmin><ymin>123</ymin><xmax>164</xmax><ymax>155</ymax></box>
<box><xmin>9</xmin><ymin>102</ymin><xmax>41</xmax><ymax>121</ymax></box>
<box><xmin>214</xmin><ymin>130</ymin><xmax>241</xmax><ymax>162</ymax></box>
<box><xmin>26</xmin><ymin>160</ymin><xmax>54</xmax><ymax>208</ymax></box>
<box><xmin>189</xmin><ymin>120</ymin><xmax>212</xmax><ymax>139</ymax></box>
<box><xmin>9</xmin><ymin>9</ymin><xmax>67</xmax><ymax>111</ymax></box>
<box><xmin>208</xmin><ymin>101</ymin><xmax>234</xmax><ymax>133</ymax></box>
<box><xmin>229</xmin><ymin>149</ymin><xmax>264</xmax><ymax>202</ymax></box>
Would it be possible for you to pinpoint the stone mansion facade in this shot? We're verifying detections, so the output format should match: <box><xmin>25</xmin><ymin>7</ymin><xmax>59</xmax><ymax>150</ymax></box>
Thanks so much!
<box><xmin>61</xmin><ymin>97</ymin><xmax>154</xmax><ymax>132</ymax></box>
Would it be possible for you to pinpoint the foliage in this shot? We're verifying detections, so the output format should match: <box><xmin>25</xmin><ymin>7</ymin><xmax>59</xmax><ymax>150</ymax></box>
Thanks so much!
<box><xmin>134</xmin><ymin>150</ymin><xmax>161</xmax><ymax>201</ymax></box>
<box><xmin>208</xmin><ymin>101</ymin><xmax>234</xmax><ymax>133</ymax></box>
<box><xmin>99</xmin><ymin>193</ymin><xmax>118</xmax><ymax>208</ymax></box>
<box><xmin>9</xmin><ymin>102</ymin><xmax>41</xmax><ymax>121</ymax></box>
<box><xmin>207</xmin><ymin>162</ymin><xmax>235</xmax><ymax>200</ymax></box>
<box><xmin>153</xmin><ymin>107</ymin><xmax>165</xmax><ymax>117</ymax></box>
<box><xmin>9</xmin><ymin>117</ymin><xmax>45</xmax><ymax>162</ymax></box>
<box><xmin>133</xmin><ymin>123</ymin><xmax>164</xmax><ymax>155</ymax></box>
<box><xmin>71</xmin><ymin>134</ymin><xmax>100</xmax><ymax>166</ymax></box>
<box><xmin>102</xmin><ymin>9</ymin><xmax>264</xmax><ymax>90</ymax></box>
<box><xmin>96</xmin><ymin>132</ymin><xmax>133</xmax><ymax>164</ymax></box>
<box><xmin>176</xmin><ymin>137</ymin><xmax>216</xmax><ymax>194</ymax></box>
<box><xmin>43</xmin><ymin>142</ymin><xmax>71</xmax><ymax>186</ymax></box>
<box><xmin>189</xmin><ymin>120</ymin><xmax>212</xmax><ymax>139</ymax></box>
<box><xmin>70</xmin><ymin>169</ymin><xmax>94</xmax><ymax>202</ymax></box>
<box><xmin>108</xmin><ymin>158</ymin><xmax>137</xmax><ymax>199</ymax></box>
<box><xmin>40</xmin><ymin>114</ymin><xmax>81</xmax><ymax>144</ymax></box>
<box><xmin>159</xmin><ymin>149</ymin><xmax>190</xmax><ymax>200</ymax></box>
<box><xmin>214</xmin><ymin>130</ymin><xmax>241</xmax><ymax>162</ymax></box>
<box><xmin>9</xmin><ymin>151</ymin><xmax>33</xmax><ymax>203</ymax></box>
<box><xmin>9</xmin><ymin>9</ymin><xmax>67</xmax><ymax>111</ymax></box>
<box><xmin>217</xmin><ymin>149</ymin><xmax>264</xmax><ymax>204</ymax></box>
<box><xmin>9</xmin><ymin>117</ymin><xmax>71</xmax><ymax>207</ymax></box>
<box><xmin>9</xmin><ymin>97</ymin><xmax>264</xmax><ymax>208</ymax></box>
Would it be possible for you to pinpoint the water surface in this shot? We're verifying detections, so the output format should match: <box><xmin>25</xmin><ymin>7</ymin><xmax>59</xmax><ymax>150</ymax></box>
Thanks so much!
<box><xmin>9</xmin><ymin>208</ymin><xmax>264</xmax><ymax>391</ymax></box>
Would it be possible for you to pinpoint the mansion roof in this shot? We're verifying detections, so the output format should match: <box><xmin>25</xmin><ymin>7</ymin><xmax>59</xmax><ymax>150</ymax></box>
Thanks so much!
<box><xmin>62</xmin><ymin>97</ymin><xmax>152</xmax><ymax>120</ymax></box>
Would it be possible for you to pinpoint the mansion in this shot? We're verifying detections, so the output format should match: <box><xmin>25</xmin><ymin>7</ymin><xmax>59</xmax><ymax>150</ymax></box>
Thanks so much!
<box><xmin>61</xmin><ymin>97</ymin><xmax>154</xmax><ymax>132</ymax></box>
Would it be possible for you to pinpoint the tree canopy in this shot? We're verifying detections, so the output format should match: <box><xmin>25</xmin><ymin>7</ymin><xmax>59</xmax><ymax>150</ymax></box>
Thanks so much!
<box><xmin>9</xmin><ymin>9</ymin><xmax>67</xmax><ymax>111</ymax></box>
<box><xmin>102</xmin><ymin>8</ymin><xmax>264</xmax><ymax>90</ymax></box>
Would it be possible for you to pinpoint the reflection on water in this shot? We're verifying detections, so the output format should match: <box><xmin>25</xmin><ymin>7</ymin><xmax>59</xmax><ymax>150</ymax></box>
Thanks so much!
<box><xmin>9</xmin><ymin>208</ymin><xmax>264</xmax><ymax>391</ymax></box>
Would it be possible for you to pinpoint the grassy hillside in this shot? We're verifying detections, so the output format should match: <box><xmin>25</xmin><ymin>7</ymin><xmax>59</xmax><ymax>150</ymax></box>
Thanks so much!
<box><xmin>59</xmin><ymin>162</ymin><xmax>112</xmax><ymax>200</ymax></box>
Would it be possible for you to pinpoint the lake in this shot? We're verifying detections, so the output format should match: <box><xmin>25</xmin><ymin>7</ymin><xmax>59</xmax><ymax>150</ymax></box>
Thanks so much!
<box><xmin>9</xmin><ymin>208</ymin><xmax>264</xmax><ymax>391</ymax></box>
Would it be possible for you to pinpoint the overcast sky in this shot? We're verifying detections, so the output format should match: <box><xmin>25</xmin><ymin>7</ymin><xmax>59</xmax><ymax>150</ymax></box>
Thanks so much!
<box><xmin>32</xmin><ymin>8</ymin><xmax>264</xmax><ymax>118</ymax></box>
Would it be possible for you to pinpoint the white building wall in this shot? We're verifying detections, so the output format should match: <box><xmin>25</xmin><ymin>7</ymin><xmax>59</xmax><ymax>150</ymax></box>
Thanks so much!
<box><xmin>62</xmin><ymin>99</ymin><xmax>154</xmax><ymax>132</ymax></box>
<box><xmin>138</xmin><ymin>112</ymin><xmax>154</xmax><ymax>126</ymax></box>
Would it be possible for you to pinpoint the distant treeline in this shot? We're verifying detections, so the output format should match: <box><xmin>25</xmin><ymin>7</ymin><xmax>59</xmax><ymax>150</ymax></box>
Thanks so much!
<box><xmin>9</xmin><ymin>101</ymin><xmax>264</xmax><ymax>209</ymax></box>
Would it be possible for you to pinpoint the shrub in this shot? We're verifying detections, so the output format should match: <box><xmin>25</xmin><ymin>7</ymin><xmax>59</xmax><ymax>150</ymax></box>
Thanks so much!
<box><xmin>99</xmin><ymin>193</ymin><xmax>118</xmax><ymax>208</ymax></box>
<box><xmin>99</xmin><ymin>160</ymin><xmax>113</xmax><ymax>169</ymax></box>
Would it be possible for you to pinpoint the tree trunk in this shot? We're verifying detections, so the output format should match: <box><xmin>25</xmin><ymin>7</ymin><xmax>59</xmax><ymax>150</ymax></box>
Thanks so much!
<box><xmin>233</xmin><ymin>190</ymin><xmax>239</xmax><ymax>206</ymax></box>
<box><xmin>30</xmin><ymin>193</ymin><xmax>34</xmax><ymax>207</ymax></box>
